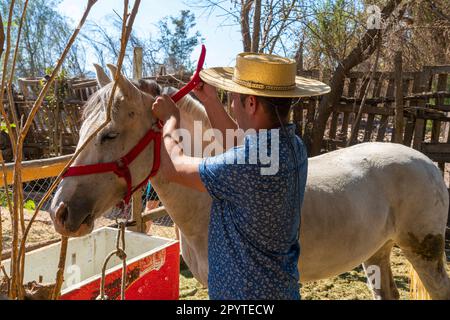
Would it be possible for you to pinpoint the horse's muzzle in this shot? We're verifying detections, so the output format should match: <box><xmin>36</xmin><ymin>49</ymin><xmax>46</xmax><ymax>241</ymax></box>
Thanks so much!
<box><xmin>50</xmin><ymin>202</ymin><xmax>94</xmax><ymax>237</ymax></box>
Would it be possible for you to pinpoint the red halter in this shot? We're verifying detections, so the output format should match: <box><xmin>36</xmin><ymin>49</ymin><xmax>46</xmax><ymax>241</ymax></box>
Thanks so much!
<box><xmin>62</xmin><ymin>122</ymin><xmax>163</xmax><ymax>205</ymax></box>
<box><xmin>62</xmin><ymin>45</ymin><xmax>206</xmax><ymax>206</ymax></box>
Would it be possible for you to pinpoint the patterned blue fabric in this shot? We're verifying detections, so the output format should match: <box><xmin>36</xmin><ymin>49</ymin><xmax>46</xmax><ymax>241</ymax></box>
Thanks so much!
<box><xmin>198</xmin><ymin>124</ymin><xmax>308</xmax><ymax>300</ymax></box>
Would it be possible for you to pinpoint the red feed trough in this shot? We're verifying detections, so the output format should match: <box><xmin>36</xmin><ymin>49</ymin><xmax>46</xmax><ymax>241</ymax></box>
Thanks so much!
<box><xmin>2</xmin><ymin>227</ymin><xmax>180</xmax><ymax>300</ymax></box>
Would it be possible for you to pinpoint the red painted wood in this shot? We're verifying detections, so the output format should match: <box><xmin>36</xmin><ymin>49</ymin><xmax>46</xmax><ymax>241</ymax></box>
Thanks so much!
<box><xmin>60</xmin><ymin>241</ymin><xmax>180</xmax><ymax>300</ymax></box>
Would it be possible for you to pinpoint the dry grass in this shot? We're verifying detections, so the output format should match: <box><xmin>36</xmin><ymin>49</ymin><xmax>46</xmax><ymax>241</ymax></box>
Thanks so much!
<box><xmin>174</xmin><ymin>247</ymin><xmax>414</xmax><ymax>300</ymax></box>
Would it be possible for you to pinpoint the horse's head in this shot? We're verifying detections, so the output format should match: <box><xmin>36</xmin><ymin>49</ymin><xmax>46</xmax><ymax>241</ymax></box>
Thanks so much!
<box><xmin>49</xmin><ymin>64</ymin><xmax>161</xmax><ymax>237</ymax></box>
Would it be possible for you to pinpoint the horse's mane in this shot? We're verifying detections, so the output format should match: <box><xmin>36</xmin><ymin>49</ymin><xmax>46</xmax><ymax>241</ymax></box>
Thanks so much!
<box><xmin>82</xmin><ymin>83</ymin><xmax>114</xmax><ymax>121</ymax></box>
<box><xmin>82</xmin><ymin>80</ymin><xmax>211</xmax><ymax>130</ymax></box>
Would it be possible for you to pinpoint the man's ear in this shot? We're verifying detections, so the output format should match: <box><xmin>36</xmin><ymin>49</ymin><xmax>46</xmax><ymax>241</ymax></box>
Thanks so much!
<box><xmin>245</xmin><ymin>95</ymin><xmax>258</xmax><ymax>116</ymax></box>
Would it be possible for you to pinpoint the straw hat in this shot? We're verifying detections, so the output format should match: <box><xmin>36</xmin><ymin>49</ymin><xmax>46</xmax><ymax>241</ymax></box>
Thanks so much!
<box><xmin>200</xmin><ymin>52</ymin><xmax>331</xmax><ymax>98</ymax></box>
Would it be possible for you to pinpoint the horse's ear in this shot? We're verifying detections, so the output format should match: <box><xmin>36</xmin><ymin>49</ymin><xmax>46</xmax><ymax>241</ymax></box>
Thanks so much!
<box><xmin>93</xmin><ymin>63</ymin><xmax>111</xmax><ymax>87</ymax></box>
<box><xmin>142</xmin><ymin>91</ymin><xmax>156</xmax><ymax>109</ymax></box>
<box><xmin>106</xmin><ymin>64</ymin><xmax>140</xmax><ymax>98</ymax></box>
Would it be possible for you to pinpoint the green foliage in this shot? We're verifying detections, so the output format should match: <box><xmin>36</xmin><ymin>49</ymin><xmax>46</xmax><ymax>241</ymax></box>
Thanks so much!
<box><xmin>82</xmin><ymin>9</ymin><xmax>202</xmax><ymax>77</ymax></box>
<box><xmin>305</xmin><ymin>0</ymin><xmax>363</xmax><ymax>68</ymax></box>
<box><xmin>0</xmin><ymin>192</ymin><xmax>35</xmax><ymax>210</ymax></box>
<box><xmin>0</xmin><ymin>0</ymin><xmax>84</xmax><ymax>77</ymax></box>
<box><xmin>39</xmin><ymin>68</ymin><xmax>70</xmax><ymax>110</ymax></box>
<box><xmin>0</xmin><ymin>122</ymin><xmax>16</xmax><ymax>134</ymax></box>
<box><xmin>24</xmin><ymin>199</ymin><xmax>36</xmax><ymax>210</ymax></box>
<box><xmin>0</xmin><ymin>190</ymin><xmax>12</xmax><ymax>207</ymax></box>
<box><xmin>158</xmin><ymin>10</ymin><xmax>202</xmax><ymax>73</ymax></box>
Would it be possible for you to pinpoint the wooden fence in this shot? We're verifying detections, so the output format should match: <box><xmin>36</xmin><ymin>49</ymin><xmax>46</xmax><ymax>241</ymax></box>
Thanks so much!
<box><xmin>294</xmin><ymin>65</ymin><xmax>450</xmax><ymax>252</ymax></box>
<box><xmin>294</xmin><ymin>65</ymin><xmax>450</xmax><ymax>168</ymax></box>
<box><xmin>1</xmin><ymin>68</ymin><xmax>192</xmax><ymax>162</ymax></box>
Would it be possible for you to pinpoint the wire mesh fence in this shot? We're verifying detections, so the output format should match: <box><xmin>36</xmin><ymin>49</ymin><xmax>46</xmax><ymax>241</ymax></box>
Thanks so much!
<box><xmin>1</xmin><ymin>175</ymin><xmax>176</xmax><ymax>249</ymax></box>
<box><xmin>22</xmin><ymin>178</ymin><xmax>56</xmax><ymax>211</ymax></box>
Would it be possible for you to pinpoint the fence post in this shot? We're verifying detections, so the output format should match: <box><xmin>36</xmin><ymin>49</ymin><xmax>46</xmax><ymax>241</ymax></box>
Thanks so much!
<box><xmin>131</xmin><ymin>191</ymin><xmax>144</xmax><ymax>233</ymax></box>
<box><xmin>131</xmin><ymin>47</ymin><xmax>145</xmax><ymax>233</ymax></box>
<box><xmin>394</xmin><ymin>51</ymin><xmax>404</xmax><ymax>144</ymax></box>
<box><xmin>133</xmin><ymin>47</ymin><xmax>143</xmax><ymax>81</ymax></box>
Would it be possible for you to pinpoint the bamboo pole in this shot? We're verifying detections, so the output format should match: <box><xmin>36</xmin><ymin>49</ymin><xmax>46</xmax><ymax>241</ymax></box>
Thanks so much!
<box><xmin>1</xmin><ymin>239</ymin><xmax>61</xmax><ymax>261</ymax></box>
<box><xmin>0</xmin><ymin>146</ymin><xmax>14</xmax><ymax>277</ymax></box>
<box><xmin>51</xmin><ymin>236</ymin><xmax>68</xmax><ymax>300</ymax></box>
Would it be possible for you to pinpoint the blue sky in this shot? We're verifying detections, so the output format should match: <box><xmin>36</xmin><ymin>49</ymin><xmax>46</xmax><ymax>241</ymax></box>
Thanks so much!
<box><xmin>57</xmin><ymin>0</ymin><xmax>242</xmax><ymax>73</ymax></box>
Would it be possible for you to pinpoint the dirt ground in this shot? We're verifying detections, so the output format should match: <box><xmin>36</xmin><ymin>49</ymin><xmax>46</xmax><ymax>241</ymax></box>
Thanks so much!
<box><xmin>1</xmin><ymin>209</ymin><xmax>449</xmax><ymax>300</ymax></box>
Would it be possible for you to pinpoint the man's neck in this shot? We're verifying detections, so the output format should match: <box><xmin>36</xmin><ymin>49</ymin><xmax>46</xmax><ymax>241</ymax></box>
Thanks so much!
<box><xmin>251</xmin><ymin>121</ymin><xmax>291</xmax><ymax>132</ymax></box>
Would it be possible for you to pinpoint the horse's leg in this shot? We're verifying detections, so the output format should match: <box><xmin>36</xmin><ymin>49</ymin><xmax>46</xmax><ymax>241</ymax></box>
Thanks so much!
<box><xmin>362</xmin><ymin>241</ymin><xmax>399</xmax><ymax>300</ymax></box>
<box><xmin>397</xmin><ymin>232</ymin><xmax>450</xmax><ymax>300</ymax></box>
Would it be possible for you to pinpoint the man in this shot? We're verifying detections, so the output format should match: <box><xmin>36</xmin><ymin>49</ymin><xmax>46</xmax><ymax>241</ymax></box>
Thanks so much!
<box><xmin>152</xmin><ymin>53</ymin><xmax>330</xmax><ymax>299</ymax></box>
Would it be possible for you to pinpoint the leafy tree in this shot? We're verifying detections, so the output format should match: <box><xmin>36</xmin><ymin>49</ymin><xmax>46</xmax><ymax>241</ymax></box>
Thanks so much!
<box><xmin>83</xmin><ymin>10</ymin><xmax>202</xmax><ymax>76</ymax></box>
<box><xmin>157</xmin><ymin>10</ymin><xmax>202</xmax><ymax>73</ymax></box>
<box><xmin>0</xmin><ymin>0</ymin><xmax>87</xmax><ymax>78</ymax></box>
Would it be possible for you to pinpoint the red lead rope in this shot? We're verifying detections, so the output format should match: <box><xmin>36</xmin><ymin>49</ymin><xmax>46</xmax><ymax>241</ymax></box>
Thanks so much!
<box><xmin>63</xmin><ymin>45</ymin><xmax>206</xmax><ymax>206</ymax></box>
<box><xmin>171</xmin><ymin>45</ymin><xmax>206</xmax><ymax>103</ymax></box>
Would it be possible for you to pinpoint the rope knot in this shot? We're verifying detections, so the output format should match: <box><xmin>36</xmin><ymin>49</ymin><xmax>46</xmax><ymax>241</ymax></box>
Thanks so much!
<box><xmin>116</xmin><ymin>249</ymin><xmax>127</xmax><ymax>261</ymax></box>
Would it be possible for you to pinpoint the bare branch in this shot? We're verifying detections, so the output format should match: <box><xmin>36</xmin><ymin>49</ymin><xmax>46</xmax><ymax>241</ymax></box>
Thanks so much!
<box><xmin>18</xmin><ymin>0</ymin><xmax>142</xmax><ymax>300</ymax></box>
<box><xmin>15</xmin><ymin>0</ymin><xmax>99</xmax><ymax>300</ymax></box>
<box><xmin>0</xmin><ymin>0</ymin><xmax>17</xmax><ymax>156</ymax></box>
<box><xmin>0</xmin><ymin>13</ymin><xmax>4</xmax><ymax>59</ymax></box>
<box><xmin>7</xmin><ymin>0</ymin><xmax>30</xmax><ymax>140</ymax></box>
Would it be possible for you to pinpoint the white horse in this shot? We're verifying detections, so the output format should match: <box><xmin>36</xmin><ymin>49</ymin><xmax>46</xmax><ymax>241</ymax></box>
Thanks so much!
<box><xmin>49</xmin><ymin>65</ymin><xmax>450</xmax><ymax>300</ymax></box>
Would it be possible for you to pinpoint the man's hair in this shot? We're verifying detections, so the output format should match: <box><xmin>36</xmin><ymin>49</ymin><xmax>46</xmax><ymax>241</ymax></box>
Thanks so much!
<box><xmin>240</xmin><ymin>94</ymin><xmax>293</xmax><ymax>124</ymax></box>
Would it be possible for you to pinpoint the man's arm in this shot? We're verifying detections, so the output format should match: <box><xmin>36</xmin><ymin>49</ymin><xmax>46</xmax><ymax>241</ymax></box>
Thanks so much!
<box><xmin>193</xmin><ymin>82</ymin><xmax>238</xmax><ymax>140</ymax></box>
<box><xmin>152</xmin><ymin>95</ymin><xmax>206</xmax><ymax>192</ymax></box>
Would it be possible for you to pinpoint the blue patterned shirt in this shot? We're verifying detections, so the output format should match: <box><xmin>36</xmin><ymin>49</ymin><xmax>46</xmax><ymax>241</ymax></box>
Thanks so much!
<box><xmin>198</xmin><ymin>124</ymin><xmax>308</xmax><ymax>300</ymax></box>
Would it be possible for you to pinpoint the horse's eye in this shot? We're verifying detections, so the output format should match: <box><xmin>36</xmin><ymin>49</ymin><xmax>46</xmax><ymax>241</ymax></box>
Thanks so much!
<box><xmin>101</xmin><ymin>132</ymin><xmax>119</xmax><ymax>143</ymax></box>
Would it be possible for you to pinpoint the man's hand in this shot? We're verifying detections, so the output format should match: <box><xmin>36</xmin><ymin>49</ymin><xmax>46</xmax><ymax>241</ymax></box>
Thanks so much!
<box><xmin>152</xmin><ymin>94</ymin><xmax>179</xmax><ymax>122</ymax></box>
<box><xmin>193</xmin><ymin>80</ymin><xmax>219</xmax><ymax>105</ymax></box>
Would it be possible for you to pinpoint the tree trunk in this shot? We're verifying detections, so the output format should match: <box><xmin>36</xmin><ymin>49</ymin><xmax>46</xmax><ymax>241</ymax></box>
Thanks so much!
<box><xmin>251</xmin><ymin>0</ymin><xmax>261</xmax><ymax>52</ymax></box>
<box><xmin>241</xmin><ymin>0</ymin><xmax>253</xmax><ymax>52</ymax></box>
<box><xmin>295</xmin><ymin>39</ymin><xmax>304</xmax><ymax>75</ymax></box>
<box><xmin>309</xmin><ymin>0</ymin><xmax>403</xmax><ymax>156</ymax></box>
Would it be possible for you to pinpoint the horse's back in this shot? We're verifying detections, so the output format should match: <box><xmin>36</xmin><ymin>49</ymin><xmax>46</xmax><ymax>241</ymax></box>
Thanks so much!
<box><xmin>307</xmin><ymin>142</ymin><xmax>443</xmax><ymax>193</ymax></box>
<box><xmin>299</xmin><ymin>142</ymin><xmax>448</xmax><ymax>280</ymax></box>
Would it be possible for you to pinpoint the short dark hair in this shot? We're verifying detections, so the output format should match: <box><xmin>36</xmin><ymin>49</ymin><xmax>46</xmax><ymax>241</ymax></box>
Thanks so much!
<box><xmin>240</xmin><ymin>94</ymin><xmax>293</xmax><ymax>124</ymax></box>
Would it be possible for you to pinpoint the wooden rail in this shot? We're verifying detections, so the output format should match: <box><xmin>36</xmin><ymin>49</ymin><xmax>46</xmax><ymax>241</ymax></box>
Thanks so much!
<box><xmin>0</xmin><ymin>154</ymin><xmax>72</xmax><ymax>187</ymax></box>
<box><xmin>142</xmin><ymin>206</ymin><xmax>168</xmax><ymax>223</ymax></box>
